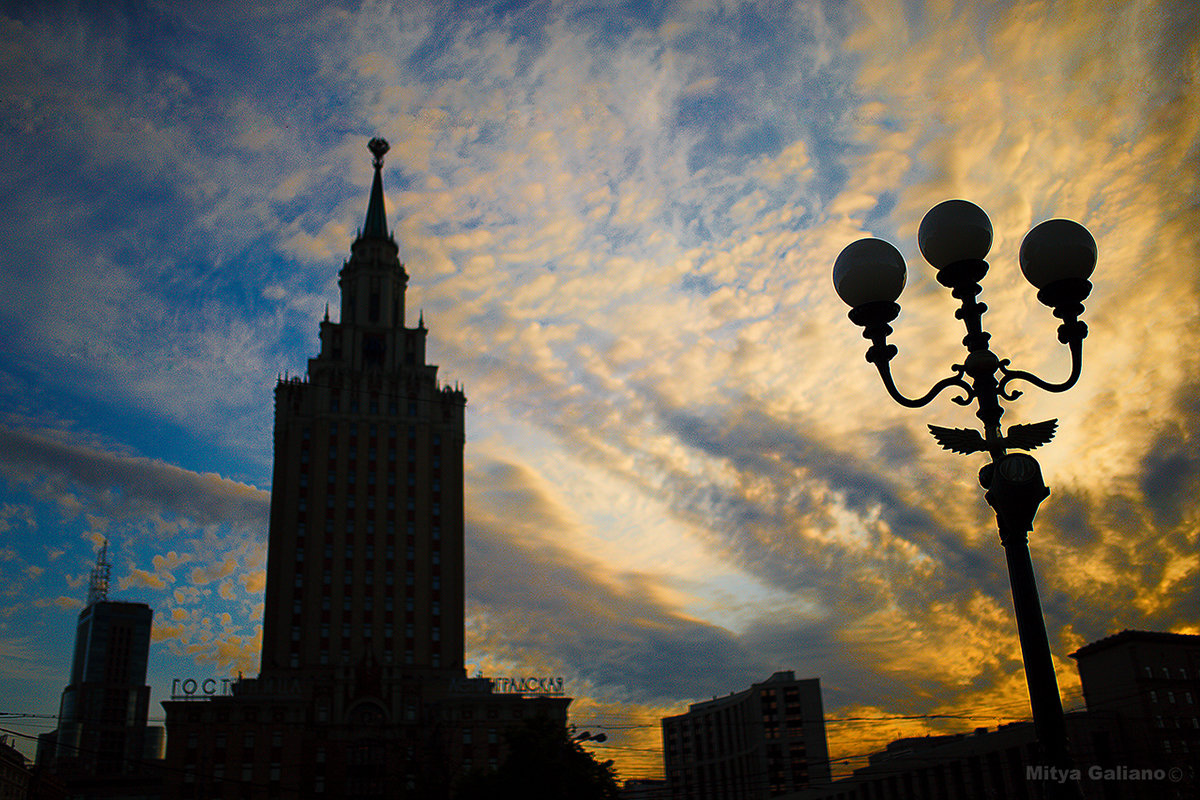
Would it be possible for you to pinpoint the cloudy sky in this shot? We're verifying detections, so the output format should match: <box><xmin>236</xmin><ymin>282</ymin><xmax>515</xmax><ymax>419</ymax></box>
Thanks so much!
<box><xmin>1</xmin><ymin>0</ymin><xmax>1197</xmax><ymax>780</ymax></box>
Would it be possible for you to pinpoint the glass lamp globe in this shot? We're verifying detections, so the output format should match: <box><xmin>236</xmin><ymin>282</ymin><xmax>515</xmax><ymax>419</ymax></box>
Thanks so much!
<box><xmin>1019</xmin><ymin>219</ymin><xmax>1097</xmax><ymax>289</ymax></box>
<box><xmin>917</xmin><ymin>200</ymin><xmax>993</xmax><ymax>269</ymax></box>
<box><xmin>832</xmin><ymin>238</ymin><xmax>907</xmax><ymax>308</ymax></box>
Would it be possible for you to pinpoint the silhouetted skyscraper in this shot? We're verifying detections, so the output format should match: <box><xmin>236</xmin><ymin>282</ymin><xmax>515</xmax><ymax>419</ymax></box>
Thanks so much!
<box><xmin>260</xmin><ymin>135</ymin><xmax>466</xmax><ymax>677</ymax></box>
<box><xmin>38</xmin><ymin>542</ymin><xmax>163</xmax><ymax>779</ymax></box>
<box><xmin>161</xmin><ymin>139</ymin><xmax>567</xmax><ymax>800</ymax></box>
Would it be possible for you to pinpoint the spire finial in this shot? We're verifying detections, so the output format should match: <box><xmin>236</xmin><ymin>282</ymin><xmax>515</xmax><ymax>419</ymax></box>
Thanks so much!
<box><xmin>368</xmin><ymin>136</ymin><xmax>389</xmax><ymax>168</ymax></box>
<box><xmin>361</xmin><ymin>137</ymin><xmax>391</xmax><ymax>239</ymax></box>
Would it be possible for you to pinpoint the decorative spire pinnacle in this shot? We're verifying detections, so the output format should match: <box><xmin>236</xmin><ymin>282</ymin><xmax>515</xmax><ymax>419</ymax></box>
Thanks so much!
<box><xmin>86</xmin><ymin>539</ymin><xmax>111</xmax><ymax>606</ymax></box>
<box><xmin>361</xmin><ymin>137</ymin><xmax>391</xmax><ymax>240</ymax></box>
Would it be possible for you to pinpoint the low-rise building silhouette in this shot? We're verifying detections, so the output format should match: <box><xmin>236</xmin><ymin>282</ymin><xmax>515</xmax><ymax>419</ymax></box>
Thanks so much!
<box><xmin>1070</xmin><ymin>629</ymin><xmax>1199</xmax><ymax>790</ymax></box>
<box><xmin>795</xmin><ymin>629</ymin><xmax>1199</xmax><ymax>800</ymax></box>
<box><xmin>662</xmin><ymin>671</ymin><xmax>831</xmax><ymax>799</ymax></box>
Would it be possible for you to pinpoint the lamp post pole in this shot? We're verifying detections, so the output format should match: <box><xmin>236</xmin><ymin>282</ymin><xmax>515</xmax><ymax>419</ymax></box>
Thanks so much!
<box><xmin>833</xmin><ymin>200</ymin><xmax>1096</xmax><ymax>799</ymax></box>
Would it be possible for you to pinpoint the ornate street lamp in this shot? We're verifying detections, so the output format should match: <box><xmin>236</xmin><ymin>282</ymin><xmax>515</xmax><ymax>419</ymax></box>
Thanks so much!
<box><xmin>833</xmin><ymin>200</ymin><xmax>1096</xmax><ymax>795</ymax></box>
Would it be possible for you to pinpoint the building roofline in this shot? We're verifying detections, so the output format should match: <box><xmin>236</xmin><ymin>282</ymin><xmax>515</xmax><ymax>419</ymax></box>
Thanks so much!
<box><xmin>1069</xmin><ymin>629</ymin><xmax>1200</xmax><ymax>659</ymax></box>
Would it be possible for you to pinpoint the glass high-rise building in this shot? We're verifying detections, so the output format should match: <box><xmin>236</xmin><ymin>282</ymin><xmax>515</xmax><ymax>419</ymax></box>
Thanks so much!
<box><xmin>38</xmin><ymin>543</ymin><xmax>163</xmax><ymax>779</ymax></box>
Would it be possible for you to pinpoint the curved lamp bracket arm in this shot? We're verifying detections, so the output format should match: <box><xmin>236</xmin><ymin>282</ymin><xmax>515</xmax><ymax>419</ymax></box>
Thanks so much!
<box><xmin>871</xmin><ymin>358</ymin><xmax>974</xmax><ymax>409</ymax></box>
<box><xmin>996</xmin><ymin>337</ymin><xmax>1084</xmax><ymax>398</ymax></box>
<box><xmin>850</xmin><ymin>302</ymin><xmax>975</xmax><ymax>408</ymax></box>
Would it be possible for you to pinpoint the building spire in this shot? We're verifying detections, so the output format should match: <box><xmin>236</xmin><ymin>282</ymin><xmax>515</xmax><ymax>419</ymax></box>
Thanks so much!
<box><xmin>361</xmin><ymin>136</ymin><xmax>391</xmax><ymax>240</ymax></box>
<box><xmin>86</xmin><ymin>539</ymin><xmax>111</xmax><ymax>606</ymax></box>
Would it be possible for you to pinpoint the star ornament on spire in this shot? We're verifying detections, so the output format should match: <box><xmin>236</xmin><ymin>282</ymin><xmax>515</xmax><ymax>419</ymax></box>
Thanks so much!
<box><xmin>368</xmin><ymin>136</ymin><xmax>390</xmax><ymax>168</ymax></box>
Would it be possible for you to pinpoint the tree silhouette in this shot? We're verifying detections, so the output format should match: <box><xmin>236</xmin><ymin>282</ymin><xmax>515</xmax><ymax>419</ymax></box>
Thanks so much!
<box><xmin>455</xmin><ymin>717</ymin><xmax>620</xmax><ymax>800</ymax></box>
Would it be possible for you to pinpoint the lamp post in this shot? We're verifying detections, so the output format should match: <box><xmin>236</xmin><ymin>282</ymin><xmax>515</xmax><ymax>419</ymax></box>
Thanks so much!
<box><xmin>832</xmin><ymin>200</ymin><xmax>1096</xmax><ymax>797</ymax></box>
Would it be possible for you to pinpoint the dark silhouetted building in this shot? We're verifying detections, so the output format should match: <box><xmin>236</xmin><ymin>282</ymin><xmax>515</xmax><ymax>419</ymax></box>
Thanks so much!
<box><xmin>793</xmin><ymin>717</ymin><xmax>1110</xmax><ymax>800</ymax></box>
<box><xmin>1</xmin><ymin>735</ymin><xmax>31</xmax><ymax>800</ymax></box>
<box><xmin>1070</xmin><ymin>629</ymin><xmax>1199</xmax><ymax>798</ymax></box>
<box><xmin>797</xmin><ymin>629</ymin><xmax>1200</xmax><ymax>800</ymax></box>
<box><xmin>662</xmin><ymin>671</ymin><xmax>830</xmax><ymax>799</ymax></box>
<box><xmin>161</xmin><ymin>138</ymin><xmax>569</xmax><ymax>800</ymax></box>
<box><xmin>36</xmin><ymin>542</ymin><xmax>164</xmax><ymax>795</ymax></box>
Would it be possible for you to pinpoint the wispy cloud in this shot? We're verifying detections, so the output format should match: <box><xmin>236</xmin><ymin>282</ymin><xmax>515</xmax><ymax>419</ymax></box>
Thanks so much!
<box><xmin>0</xmin><ymin>0</ymin><xmax>1196</xmax><ymax>779</ymax></box>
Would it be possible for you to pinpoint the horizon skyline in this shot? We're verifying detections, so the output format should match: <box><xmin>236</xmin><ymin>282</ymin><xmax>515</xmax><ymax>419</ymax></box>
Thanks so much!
<box><xmin>1</xmin><ymin>0</ymin><xmax>1198</xmax><ymax>781</ymax></box>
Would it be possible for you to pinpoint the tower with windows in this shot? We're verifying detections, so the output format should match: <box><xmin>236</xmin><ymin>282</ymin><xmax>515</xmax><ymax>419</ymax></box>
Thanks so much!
<box><xmin>261</xmin><ymin>136</ymin><xmax>466</xmax><ymax>677</ymax></box>
<box><xmin>161</xmin><ymin>139</ymin><xmax>567</xmax><ymax>800</ymax></box>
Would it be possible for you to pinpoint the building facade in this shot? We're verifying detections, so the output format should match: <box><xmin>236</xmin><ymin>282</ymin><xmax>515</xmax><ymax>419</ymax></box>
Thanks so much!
<box><xmin>797</xmin><ymin>629</ymin><xmax>1200</xmax><ymax>800</ymax></box>
<box><xmin>161</xmin><ymin>138</ymin><xmax>569</xmax><ymax>800</ymax></box>
<box><xmin>662</xmin><ymin>671</ymin><xmax>831</xmax><ymax>799</ymax></box>
<box><xmin>1070</xmin><ymin>629</ymin><xmax>1200</xmax><ymax>798</ymax></box>
<box><xmin>37</xmin><ymin>542</ymin><xmax>163</xmax><ymax>789</ymax></box>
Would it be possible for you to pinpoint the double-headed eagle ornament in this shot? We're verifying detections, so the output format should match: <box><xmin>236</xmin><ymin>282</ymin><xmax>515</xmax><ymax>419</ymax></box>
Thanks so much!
<box><xmin>927</xmin><ymin>419</ymin><xmax>1058</xmax><ymax>455</ymax></box>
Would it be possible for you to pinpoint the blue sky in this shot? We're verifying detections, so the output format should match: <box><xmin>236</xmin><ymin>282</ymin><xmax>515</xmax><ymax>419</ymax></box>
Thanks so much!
<box><xmin>1</xmin><ymin>0</ymin><xmax>1197</xmax><ymax>779</ymax></box>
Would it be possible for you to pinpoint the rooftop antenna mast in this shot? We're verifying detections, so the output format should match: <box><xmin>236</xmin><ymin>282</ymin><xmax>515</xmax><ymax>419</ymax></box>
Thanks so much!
<box><xmin>86</xmin><ymin>539</ymin><xmax>111</xmax><ymax>606</ymax></box>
